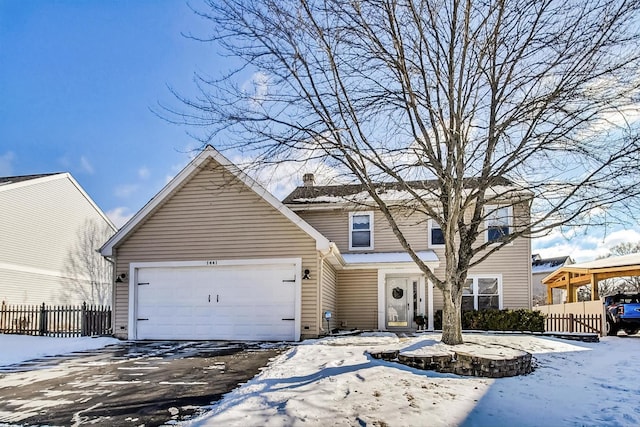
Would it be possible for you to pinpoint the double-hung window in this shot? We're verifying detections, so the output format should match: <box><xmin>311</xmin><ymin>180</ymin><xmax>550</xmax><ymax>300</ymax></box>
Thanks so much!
<box><xmin>462</xmin><ymin>276</ymin><xmax>502</xmax><ymax>310</ymax></box>
<box><xmin>349</xmin><ymin>211</ymin><xmax>374</xmax><ymax>250</ymax></box>
<box><xmin>428</xmin><ymin>219</ymin><xmax>445</xmax><ymax>247</ymax></box>
<box><xmin>485</xmin><ymin>205</ymin><xmax>512</xmax><ymax>243</ymax></box>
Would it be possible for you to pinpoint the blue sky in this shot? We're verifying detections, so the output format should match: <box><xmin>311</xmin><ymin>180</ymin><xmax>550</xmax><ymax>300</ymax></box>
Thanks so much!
<box><xmin>0</xmin><ymin>1</ymin><xmax>210</xmax><ymax>226</ymax></box>
<box><xmin>1</xmin><ymin>1</ymin><xmax>638</xmax><ymax>262</ymax></box>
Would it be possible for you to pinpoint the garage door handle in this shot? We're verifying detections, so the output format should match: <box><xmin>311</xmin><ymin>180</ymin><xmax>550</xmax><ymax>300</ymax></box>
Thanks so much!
<box><xmin>137</xmin><ymin>318</ymin><xmax>149</xmax><ymax>321</ymax></box>
<box><xmin>282</xmin><ymin>318</ymin><xmax>295</xmax><ymax>321</ymax></box>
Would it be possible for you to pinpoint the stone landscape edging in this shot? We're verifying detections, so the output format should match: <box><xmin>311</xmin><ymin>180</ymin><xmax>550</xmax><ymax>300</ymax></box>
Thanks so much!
<box><xmin>368</xmin><ymin>349</ymin><xmax>533</xmax><ymax>378</ymax></box>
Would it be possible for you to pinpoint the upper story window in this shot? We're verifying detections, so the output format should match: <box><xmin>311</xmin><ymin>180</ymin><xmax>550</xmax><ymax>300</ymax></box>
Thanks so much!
<box><xmin>428</xmin><ymin>219</ymin><xmax>445</xmax><ymax>247</ymax></box>
<box><xmin>485</xmin><ymin>205</ymin><xmax>512</xmax><ymax>243</ymax></box>
<box><xmin>462</xmin><ymin>276</ymin><xmax>502</xmax><ymax>310</ymax></box>
<box><xmin>349</xmin><ymin>211</ymin><xmax>374</xmax><ymax>250</ymax></box>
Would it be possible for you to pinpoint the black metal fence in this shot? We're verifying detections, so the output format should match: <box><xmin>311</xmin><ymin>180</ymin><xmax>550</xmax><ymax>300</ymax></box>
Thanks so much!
<box><xmin>0</xmin><ymin>301</ymin><xmax>111</xmax><ymax>337</ymax></box>
<box><xmin>545</xmin><ymin>313</ymin><xmax>602</xmax><ymax>335</ymax></box>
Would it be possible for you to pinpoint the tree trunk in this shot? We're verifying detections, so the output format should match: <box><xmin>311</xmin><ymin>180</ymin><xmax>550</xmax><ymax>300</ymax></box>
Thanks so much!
<box><xmin>441</xmin><ymin>288</ymin><xmax>463</xmax><ymax>345</ymax></box>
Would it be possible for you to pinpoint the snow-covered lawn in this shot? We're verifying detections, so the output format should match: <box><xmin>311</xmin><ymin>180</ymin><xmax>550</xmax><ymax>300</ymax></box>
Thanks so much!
<box><xmin>0</xmin><ymin>334</ymin><xmax>119</xmax><ymax>367</ymax></box>
<box><xmin>186</xmin><ymin>332</ymin><xmax>640</xmax><ymax>427</ymax></box>
<box><xmin>2</xmin><ymin>332</ymin><xmax>639</xmax><ymax>426</ymax></box>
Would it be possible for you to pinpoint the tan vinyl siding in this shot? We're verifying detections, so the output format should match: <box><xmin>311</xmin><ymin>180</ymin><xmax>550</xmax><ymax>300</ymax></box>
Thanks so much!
<box><xmin>0</xmin><ymin>175</ymin><xmax>113</xmax><ymax>305</ymax></box>
<box><xmin>431</xmin><ymin>202</ymin><xmax>532</xmax><ymax>311</ymax></box>
<box><xmin>337</xmin><ymin>269</ymin><xmax>378</xmax><ymax>329</ymax></box>
<box><xmin>112</xmin><ymin>159</ymin><xmax>320</xmax><ymax>339</ymax></box>
<box><xmin>321</xmin><ymin>260</ymin><xmax>338</xmax><ymax>331</ymax></box>
<box><xmin>298</xmin><ymin>209</ymin><xmax>428</xmax><ymax>254</ymax></box>
<box><xmin>300</xmin><ymin>201</ymin><xmax>530</xmax><ymax>318</ymax></box>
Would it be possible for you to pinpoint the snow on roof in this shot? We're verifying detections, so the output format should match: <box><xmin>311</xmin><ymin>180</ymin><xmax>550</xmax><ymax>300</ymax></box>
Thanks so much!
<box><xmin>0</xmin><ymin>173</ymin><xmax>60</xmax><ymax>186</ymax></box>
<box><xmin>282</xmin><ymin>177</ymin><xmax>523</xmax><ymax>205</ymax></box>
<box><xmin>531</xmin><ymin>256</ymin><xmax>573</xmax><ymax>274</ymax></box>
<box><xmin>566</xmin><ymin>252</ymin><xmax>640</xmax><ymax>270</ymax></box>
<box><xmin>342</xmin><ymin>250</ymin><xmax>439</xmax><ymax>265</ymax></box>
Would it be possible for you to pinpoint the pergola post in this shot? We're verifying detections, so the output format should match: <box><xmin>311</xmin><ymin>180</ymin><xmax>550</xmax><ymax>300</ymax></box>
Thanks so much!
<box><xmin>591</xmin><ymin>274</ymin><xmax>599</xmax><ymax>301</ymax></box>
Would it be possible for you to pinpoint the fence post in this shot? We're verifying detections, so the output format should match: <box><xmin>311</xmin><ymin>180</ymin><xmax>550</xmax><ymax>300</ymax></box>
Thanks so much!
<box><xmin>568</xmin><ymin>313</ymin><xmax>574</xmax><ymax>333</ymax></box>
<box><xmin>39</xmin><ymin>302</ymin><xmax>47</xmax><ymax>336</ymax></box>
<box><xmin>81</xmin><ymin>302</ymin><xmax>87</xmax><ymax>336</ymax></box>
<box><xmin>0</xmin><ymin>300</ymin><xmax>5</xmax><ymax>331</ymax></box>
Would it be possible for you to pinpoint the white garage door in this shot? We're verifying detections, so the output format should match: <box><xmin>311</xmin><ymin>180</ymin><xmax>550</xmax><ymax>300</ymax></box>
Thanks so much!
<box><xmin>133</xmin><ymin>262</ymin><xmax>298</xmax><ymax>341</ymax></box>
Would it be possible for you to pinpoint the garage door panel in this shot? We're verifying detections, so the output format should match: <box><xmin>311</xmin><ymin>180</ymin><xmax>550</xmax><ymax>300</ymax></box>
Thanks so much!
<box><xmin>134</xmin><ymin>262</ymin><xmax>297</xmax><ymax>341</ymax></box>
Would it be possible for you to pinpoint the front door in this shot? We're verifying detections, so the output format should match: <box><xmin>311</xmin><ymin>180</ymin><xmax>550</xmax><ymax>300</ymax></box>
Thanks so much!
<box><xmin>386</xmin><ymin>277</ymin><xmax>411</xmax><ymax>328</ymax></box>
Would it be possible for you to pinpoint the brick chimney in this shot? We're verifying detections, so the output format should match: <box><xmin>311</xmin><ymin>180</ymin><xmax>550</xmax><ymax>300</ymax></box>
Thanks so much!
<box><xmin>302</xmin><ymin>173</ymin><xmax>315</xmax><ymax>187</ymax></box>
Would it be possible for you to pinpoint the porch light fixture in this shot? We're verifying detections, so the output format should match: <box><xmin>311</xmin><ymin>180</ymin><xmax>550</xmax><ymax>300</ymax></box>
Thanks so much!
<box><xmin>115</xmin><ymin>273</ymin><xmax>127</xmax><ymax>283</ymax></box>
<box><xmin>303</xmin><ymin>269</ymin><xmax>311</xmax><ymax>280</ymax></box>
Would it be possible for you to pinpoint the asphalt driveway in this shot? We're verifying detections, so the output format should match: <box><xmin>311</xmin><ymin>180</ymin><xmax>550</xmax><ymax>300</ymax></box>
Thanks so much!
<box><xmin>0</xmin><ymin>340</ymin><xmax>286</xmax><ymax>426</ymax></box>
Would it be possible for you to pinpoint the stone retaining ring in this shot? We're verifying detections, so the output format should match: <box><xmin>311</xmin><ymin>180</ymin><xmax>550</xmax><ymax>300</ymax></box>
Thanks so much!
<box><xmin>368</xmin><ymin>350</ymin><xmax>533</xmax><ymax>378</ymax></box>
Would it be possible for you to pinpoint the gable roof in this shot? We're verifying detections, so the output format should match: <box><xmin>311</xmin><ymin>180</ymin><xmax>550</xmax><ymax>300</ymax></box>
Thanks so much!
<box><xmin>0</xmin><ymin>172</ymin><xmax>116</xmax><ymax>230</ymax></box>
<box><xmin>100</xmin><ymin>145</ymin><xmax>331</xmax><ymax>257</ymax></box>
<box><xmin>282</xmin><ymin>176</ymin><xmax>519</xmax><ymax>205</ymax></box>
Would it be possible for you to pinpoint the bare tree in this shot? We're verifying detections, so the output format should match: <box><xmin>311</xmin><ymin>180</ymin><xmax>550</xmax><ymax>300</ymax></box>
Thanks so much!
<box><xmin>598</xmin><ymin>242</ymin><xmax>640</xmax><ymax>295</ymax></box>
<box><xmin>61</xmin><ymin>219</ymin><xmax>114</xmax><ymax>306</ymax></box>
<box><xmin>165</xmin><ymin>0</ymin><xmax>640</xmax><ymax>344</ymax></box>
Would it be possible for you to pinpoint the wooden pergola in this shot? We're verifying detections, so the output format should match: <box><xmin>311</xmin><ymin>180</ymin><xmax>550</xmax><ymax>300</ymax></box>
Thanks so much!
<box><xmin>542</xmin><ymin>253</ymin><xmax>640</xmax><ymax>303</ymax></box>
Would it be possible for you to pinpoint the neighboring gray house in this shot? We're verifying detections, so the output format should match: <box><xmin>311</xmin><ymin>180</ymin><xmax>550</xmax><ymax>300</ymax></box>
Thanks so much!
<box><xmin>532</xmin><ymin>254</ymin><xmax>574</xmax><ymax>305</ymax></box>
<box><xmin>0</xmin><ymin>173</ymin><xmax>116</xmax><ymax>306</ymax></box>
<box><xmin>101</xmin><ymin>146</ymin><xmax>532</xmax><ymax>341</ymax></box>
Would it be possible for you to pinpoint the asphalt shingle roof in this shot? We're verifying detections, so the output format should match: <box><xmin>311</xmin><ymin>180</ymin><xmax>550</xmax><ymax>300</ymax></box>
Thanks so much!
<box><xmin>0</xmin><ymin>173</ymin><xmax>60</xmax><ymax>186</ymax></box>
<box><xmin>282</xmin><ymin>176</ymin><xmax>514</xmax><ymax>204</ymax></box>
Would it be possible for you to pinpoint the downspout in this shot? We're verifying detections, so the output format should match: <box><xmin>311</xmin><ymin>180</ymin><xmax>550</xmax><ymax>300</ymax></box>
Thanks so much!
<box><xmin>101</xmin><ymin>248</ymin><xmax>117</xmax><ymax>335</ymax></box>
<box><xmin>317</xmin><ymin>243</ymin><xmax>336</xmax><ymax>334</ymax></box>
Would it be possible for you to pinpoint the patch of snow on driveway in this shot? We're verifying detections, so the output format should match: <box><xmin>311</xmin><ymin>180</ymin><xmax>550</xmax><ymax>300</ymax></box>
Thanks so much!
<box><xmin>0</xmin><ymin>334</ymin><xmax>119</xmax><ymax>367</ymax></box>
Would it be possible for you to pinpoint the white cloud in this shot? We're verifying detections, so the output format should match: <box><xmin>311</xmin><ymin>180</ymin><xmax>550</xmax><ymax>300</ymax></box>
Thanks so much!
<box><xmin>80</xmin><ymin>156</ymin><xmax>94</xmax><ymax>174</ymax></box>
<box><xmin>532</xmin><ymin>227</ymin><xmax>640</xmax><ymax>263</ymax></box>
<box><xmin>115</xmin><ymin>184</ymin><xmax>139</xmax><ymax>198</ymax></box>
<box><xmin>229</xmin><ymin>153</ymin><xmax>343</xmax><ymax>200</ymax></box>
<box><xmin>105</xmin><ymin>207</ymin><xmax>134</xmax><ymax>229</ymax></box>
<box><xmin>242</xmin><ymin>71</ymin><xmax>270</xmax><ymax>108</ymax></box>
<box><xmin>138</xmin><ymin>167</ymin><xmax>150</xmax><ymax>180</ymax></box>
<box><xmin>0</xmin><ymin>151</ymin><xmax>15</xmax><ymax>176</ymax></box>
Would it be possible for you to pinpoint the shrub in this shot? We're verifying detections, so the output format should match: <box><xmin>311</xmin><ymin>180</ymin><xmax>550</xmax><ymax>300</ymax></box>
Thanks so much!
<box><xmin>433</xmin><ymin>309</ymin><xmax>544</xmax><ymax>332</ymax></box>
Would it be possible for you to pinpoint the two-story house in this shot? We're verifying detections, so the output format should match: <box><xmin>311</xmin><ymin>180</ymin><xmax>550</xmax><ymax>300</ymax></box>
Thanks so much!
<box><xmin>101</xmin><ymin>146</ymin><xmax>532</xmax><ymax>341</ymax></box>
<box><xmin>1</xmin><ymin>173</ymin><xmax>116</xmax><ymax>306</ymax></box>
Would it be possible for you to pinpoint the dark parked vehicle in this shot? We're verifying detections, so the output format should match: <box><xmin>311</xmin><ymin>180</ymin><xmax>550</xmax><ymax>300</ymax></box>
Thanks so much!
<box><xmin>604</xmin><ymin>293</ymin><xmax>640</xmax><ymax>336</ymax></box>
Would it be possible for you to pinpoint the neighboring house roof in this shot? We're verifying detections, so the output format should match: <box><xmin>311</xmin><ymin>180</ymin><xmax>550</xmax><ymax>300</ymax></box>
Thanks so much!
<box><xmin>0</xmin><ymin>173</ymin><xmax>60</xmax><ymax>186</ymax></box>
<box><xmin>100</xmin><ymin>145</ymin><xmax>332</xmax><ymax>257</ymax></box>
<box><xmin>283</xmin><ymin>176</ymin><xmax>522</xmax><ymax>206</ymax></box>
<box><xmin>531</xmin><ymin>255</ymin><xmax>574</xmax><ymax>274</ymax></box>
<box><xmin>0</xmin><ymin>172</ymin><xmax>116</xmax><ymax>231</ymax></box>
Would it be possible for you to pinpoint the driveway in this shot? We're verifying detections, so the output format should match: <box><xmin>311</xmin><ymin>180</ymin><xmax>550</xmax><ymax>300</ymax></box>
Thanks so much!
<box><xmin>0</xmin><ymin>341</ymin><xmax>285</xmax><ymax>426</ymax></box>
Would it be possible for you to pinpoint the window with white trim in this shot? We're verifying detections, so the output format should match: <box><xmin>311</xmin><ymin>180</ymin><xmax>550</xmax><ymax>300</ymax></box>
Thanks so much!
<box><xmin>485</xmin><ymin>205</ymin><xmax>512</xmax><ymax>243</ymax></box>
<box><xmin>349</xmin><ymin>211</ymin><xmax>374</xmax><ymax>250</ymax></box>
<box><xmin>428</xmin><ymin>219</ymin><xmax>445</xmax><ymax>247</ymax></box>
<box><xmin>462</xmin><ymin>276</ymin><xmax>502</xmax><ymax>310</ymax></box>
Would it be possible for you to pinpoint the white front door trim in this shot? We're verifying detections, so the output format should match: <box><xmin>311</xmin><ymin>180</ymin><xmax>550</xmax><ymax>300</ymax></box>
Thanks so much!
<box><xmin>377</xmin><ymin>268</ymin><xmax>428</xmax><ymax>331</ymax></box>
<box><xmin>128</xmin><ymin>258</ymin><xmax>302</xmax><ymax>340</ymax></box>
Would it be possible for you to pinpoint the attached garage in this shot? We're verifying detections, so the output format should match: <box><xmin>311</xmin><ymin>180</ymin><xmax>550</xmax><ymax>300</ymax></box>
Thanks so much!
<box><xmin>129</xmin><ymin>259</ymin><xmax>302</xmax><ymax>341</ymax></box>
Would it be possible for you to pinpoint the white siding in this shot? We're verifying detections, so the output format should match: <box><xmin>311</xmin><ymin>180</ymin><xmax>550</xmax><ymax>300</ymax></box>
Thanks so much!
<box><xmin>0</xmin><ymin>175</ymin><xmax>114</xmax><ymax>305</ymax></box>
